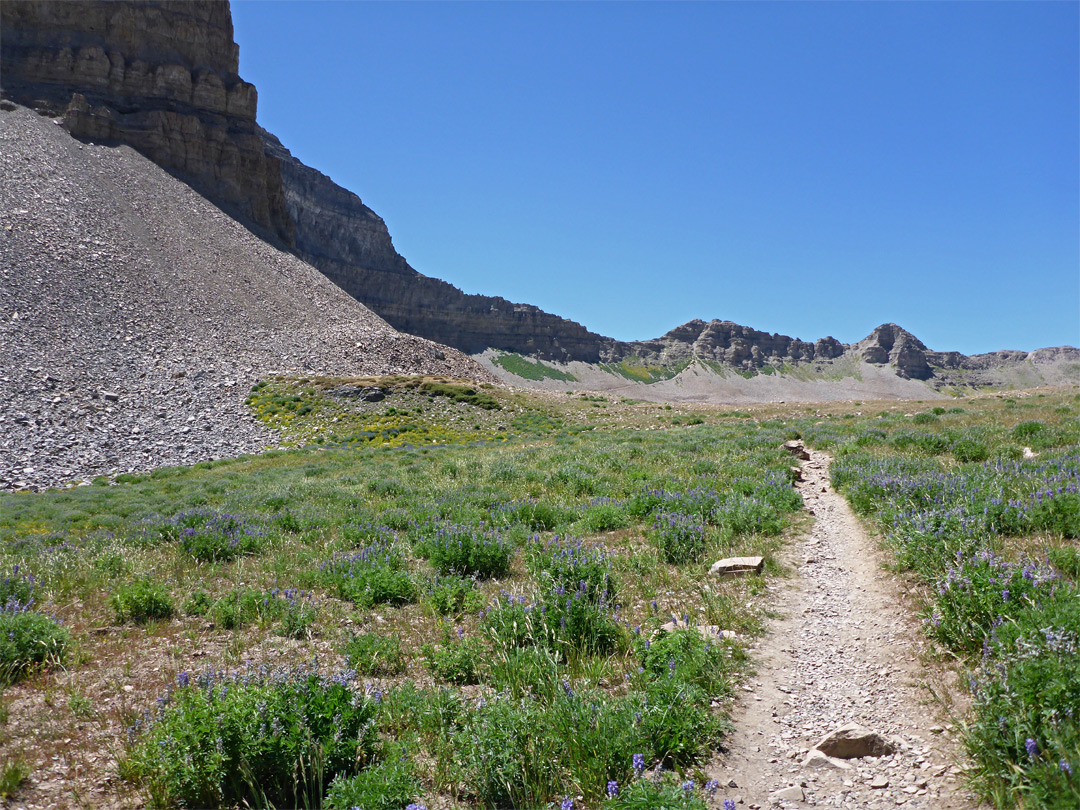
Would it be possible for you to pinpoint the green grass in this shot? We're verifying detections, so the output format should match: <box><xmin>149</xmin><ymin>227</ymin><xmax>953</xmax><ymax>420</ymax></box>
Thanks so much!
<box><xmin>493</xmin><ymin>351</ymin><xmax>577</xmax><ymax>382</ymax></box>
<box><xmin>601</xmin><ymin>357</ymin><xmax>691</xmax><ymax>383</ymax></box>
<box><xmin>0</xmin><ymin>385</ymin><xmax>805</xmax><ymax>808</ymax></box>
<box><xmin>3</xmin><ymin>380</ymin><xmax>1074</xmax><ymax>809</ymax></box>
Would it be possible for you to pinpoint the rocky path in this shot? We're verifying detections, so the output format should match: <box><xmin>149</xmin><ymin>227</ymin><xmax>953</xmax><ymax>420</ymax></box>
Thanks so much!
<box><xmin>707</xmin><ymin>448</ymin><xmax>979</xmax><ymax>809</ymax></box>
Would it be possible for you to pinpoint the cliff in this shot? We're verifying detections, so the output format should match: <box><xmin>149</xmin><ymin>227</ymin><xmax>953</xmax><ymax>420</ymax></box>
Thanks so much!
<box><xmin>260</xmin><ymin>130</ymin><xmax>612</xmax><ymax>361</ymax></box>
<box><xmin>0</xmin><ymin>0</ymin><xmax>293</xmax><ymax>244</ymax></box>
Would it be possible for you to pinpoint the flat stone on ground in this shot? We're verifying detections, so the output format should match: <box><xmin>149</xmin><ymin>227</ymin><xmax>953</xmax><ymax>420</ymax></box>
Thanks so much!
<box><xmin>709</xmin><ymin>555</ymin><xmax>766</xmax><ymax>577</ymax></box>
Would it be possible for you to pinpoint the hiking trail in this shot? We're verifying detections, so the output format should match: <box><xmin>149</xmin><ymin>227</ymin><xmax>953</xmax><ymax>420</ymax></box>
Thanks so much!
<box><xmin>706</xmin><ymin>447</ymin><xmax>980</xmax><ymax>809</ymax></box>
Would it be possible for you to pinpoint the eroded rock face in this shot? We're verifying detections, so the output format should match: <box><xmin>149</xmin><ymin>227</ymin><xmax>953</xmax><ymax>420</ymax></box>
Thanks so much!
<box><xmin>0</xmin><ymin>0</ymin><xmax>293</xmax><ymax>244</ymax></box>
<box><xmin>615</xmin><ymin>319</ymin><xmax>847</xmax><ymax>370</ymax></box>
<box><xmin>857</xmin><ymin>323</ymin><xmax>932</xmax><ymax>379</ymax></box>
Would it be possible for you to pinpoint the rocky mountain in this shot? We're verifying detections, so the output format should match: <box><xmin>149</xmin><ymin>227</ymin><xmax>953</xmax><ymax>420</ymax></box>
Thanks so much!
<box><xmin>2</xmin><ymin>0</ymin><xmax>1075</xmax><ymax>396</ymax></box>
<box><xmin>260</xmin><ymin>131</ymin><xmax>611</xmax><ymax>361</ymax></box>
<box><xmin>1</xmin><ymin>0</ymin><xmax>612</xmax><ymax>362</ymax></box>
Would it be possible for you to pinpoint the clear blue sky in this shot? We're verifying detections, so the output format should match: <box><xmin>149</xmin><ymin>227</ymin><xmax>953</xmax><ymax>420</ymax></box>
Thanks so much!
<box><xmin>232</xmin><ymin>1</ymin><xmax>1078</xmax><ymax>354</ymax></box>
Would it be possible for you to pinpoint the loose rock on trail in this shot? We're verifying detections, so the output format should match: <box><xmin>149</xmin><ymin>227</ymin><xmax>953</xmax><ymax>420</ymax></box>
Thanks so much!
<box><xmin>707</xmin><ymin>447</ymin><xmax>979</xmax><ymax>809</ymax></box>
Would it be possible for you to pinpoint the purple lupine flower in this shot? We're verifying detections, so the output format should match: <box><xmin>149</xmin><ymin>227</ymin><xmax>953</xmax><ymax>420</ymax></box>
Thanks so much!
<box><xmin>704</xmin><ymin>780</ymin><xmax>719</xmax><ymax>796</ymax></box>
<box><xmin>633</xmin><ymin>753</ymin><xmax>645</xmax><ymax>774</ymax></box>
<box><xmin>607</xmin><ymin>780</ymin><xmax>619</xmax><ymax>797</ymax></box>
<box><xmin>682</xmin><ymin>779</ymin><xmax>695</xmax><ymax>792</ymax></box>
<box><xmin>724</xmin><ymin>800</ymin><xmax>737</xmax><ymax>810</ymax></box>
<box><xmin>1061</xmin><ymin>759</ymin><xmax>1073</xmax><ymax>775</ymax></box>
<box><xmin>1026</xmin><ymin>738</ymin><xmax>1038</xmax><ymax>759</ymax></box>
<box><xmin>561</xmin><ymin>799</ymin><xmax>574</xmax><ymax>810</ymax></box>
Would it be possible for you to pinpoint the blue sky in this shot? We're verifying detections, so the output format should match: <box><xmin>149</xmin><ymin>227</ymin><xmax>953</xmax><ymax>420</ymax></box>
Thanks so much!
<box><xmin>232</xmin><ymin>1</ymin><xmax>1078</xmax><ymax>354</ymax></box>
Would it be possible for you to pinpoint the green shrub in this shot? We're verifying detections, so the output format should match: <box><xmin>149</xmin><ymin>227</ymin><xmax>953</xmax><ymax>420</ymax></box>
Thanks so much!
<box><xmin>927</xmin><ymin>553</ymin><xmax>1060</xmax><ymax>655</ymax></box>
<box><xmin>650</xmin><ymin>511</ymin><xmax>707</xmax><ymax>564</ymax></box>
<box><xmin>422</xmin><ymin>629</ymin><xmax>486</xmax><ymax>684</ymax></box>
<box><xmin>319</xmin><ymin>542</ymin><xmax>417</xmax><ymax>607</ymax></box>
<box><xmin>891</xmin><ymin>431</ymin><xmax>949</xmax><ymax>455</ymax></box>
<box><xmin>0</xmin><ymin>609</ymin><xmax>67</xmax><ymax>684</ymax></box>
<box><xmin>637</xmin><ymin>627</ymin><xmax>736</xmax><ymax>698</ymax></box>
<box><xmin>953</xmin><ymin>438</ymin><xmax>990</xmax><ymax>464</ymax></box>
<box><xmin>112</xmin><ymin>579</ymin><xmax>174</xmax><ymax>624</ymax></box>
<box><xmin>495</xmin><ymin>498</ymin><xmax>574</xmax><ymax>531</ymax></box>
<box><xmin>1012</xmin><ymin>421</ymin><xmax>1046</xmax><ymax>441</ymax></box>
<box><xmin>163</xmin><ymin>510</ymin><xmax>266</xmax><ymax>562</ymax></box>
<box><xmin>1048</xmin><ymin>547</ymin><xmax>1080</xmax><ymax>580</ymax></box>
<box><xmin>424</xmin><ymin>524</ymin><xmax>512</xmax><ymax>580</ymax></box>
<box><xmin>324</xmin><ymin>746</ymin><xmax>422</xmax><ymax>810</ymax></box>
<box><xmin>124</xmin><ymin>665</ymin><xmax>379</xmax><ymax>809</ymax></box>
<box><xmin>530</xmin><ymin>536</ymin><xmax>618</xmax><ymax>602</ymax></box>
<box><xmin>422</xmin><ymin>574</ymin><xmax>485</xmax><ymax>616</ymax></box>
<box><xmin>183</xmin><ymin>590</ymin><xmax>213</xmax><ymax>617</ymax></box>
<box><xmin>579</xmin><ymin>502</ymin><xmax>630</xmax><ymax>533</ymax></box>
<box><xmin>341</xmin><ymin>632</ymin><xmax>407</xmax><ymax>676</ymax></box>
<box><xmin>965</xmin><ymin>598</ymin><xmax>1080</xmax><ymax>808</ymax></box>
<box><xmin>603</xmin><ymin>774</ymin><xmax>712</xmax><ymax>809</ymax></box>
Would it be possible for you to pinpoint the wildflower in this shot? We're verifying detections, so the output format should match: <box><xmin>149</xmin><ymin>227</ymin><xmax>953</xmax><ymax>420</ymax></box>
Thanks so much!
<box><xmin>633</xmin><ymin>753</ymin><xmax>645</xmax><ymax>774</ymax></box>
<box><xmin>682</xmin><ymin>779</ymin><xmax>695</xmax><ymax>792</ymax></box>
<box><xmin>607</xmin><ymin>780</ymin><xmax>619</xmax><ymax>797</ymax></box>
<box><xmin>1025</xmin><ymin>738</ymin><xmax>1038</xmax><ymax>759</ymax></box>
<box><xmin>704</xmin><ymin>780</ymin><xmax>719</xmax><ymax>796</ymax></box>
<box><xmin>1061</xmin><ymin>759</ymin><xmax>1073</xmax><ymax>775</ymax></box>
<box><xmin>561</xmin><ymin>799</ymin><xmax>574</xmax><ymax>810</ymax></box>
<box><xmin>724</xmin><ymin>801</ymin><xmax>737</xmax><ymax>810</ymax></box>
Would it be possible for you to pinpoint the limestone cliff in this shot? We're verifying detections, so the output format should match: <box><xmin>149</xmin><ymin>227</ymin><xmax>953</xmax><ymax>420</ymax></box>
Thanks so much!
<box><xmin>0</xmin><ymin>0</ymin><xmax>292</xmax><ymax>244</ymax></box>
<box><xmin>260</xmin><ymin>130</ymin><xmax>612</xmax><ymax>362</ymax></box>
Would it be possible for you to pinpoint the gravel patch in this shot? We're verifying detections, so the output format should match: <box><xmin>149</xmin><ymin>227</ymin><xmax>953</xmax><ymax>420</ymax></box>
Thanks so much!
<box><xmin>0</xmin><ymin>104</ymin><xmax>493</xmax><ymax>491</ymax></box>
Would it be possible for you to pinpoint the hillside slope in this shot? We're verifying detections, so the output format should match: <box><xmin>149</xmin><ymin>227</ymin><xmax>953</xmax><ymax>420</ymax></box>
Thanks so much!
<box><xmin>0</xmin><ymin>104</ymin><xmax>490</xmax><ymax>490</ymax></box>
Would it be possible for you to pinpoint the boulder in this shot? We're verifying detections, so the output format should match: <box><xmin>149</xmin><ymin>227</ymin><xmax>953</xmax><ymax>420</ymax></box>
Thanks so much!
<box><xmin>814</xmin><ymin>723</ymin><xmax>896</xmax><ymax>759</ymax></box>
<box><xmin>782</xmin><ymin>440</ymin><xmax>810</xmax><ymax>460</ymax></box>
<box><xmin>770</xmin><ymin>785</ymin><xmax>805</xmax><ymax>802</ymax></box>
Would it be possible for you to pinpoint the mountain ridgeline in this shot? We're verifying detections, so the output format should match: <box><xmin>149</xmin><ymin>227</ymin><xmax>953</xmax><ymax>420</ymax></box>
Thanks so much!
<box><xmin>2</xmin><ymin>0</ymin><xmax>1075</xmax><ymax>390</ymax></box>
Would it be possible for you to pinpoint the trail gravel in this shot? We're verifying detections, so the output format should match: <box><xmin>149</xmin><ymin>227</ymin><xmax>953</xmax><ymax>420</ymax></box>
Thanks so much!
<box><xmin>707</xmin><ymin>448</ymin><xmax>980</xmax><ymax>810</ymax></box>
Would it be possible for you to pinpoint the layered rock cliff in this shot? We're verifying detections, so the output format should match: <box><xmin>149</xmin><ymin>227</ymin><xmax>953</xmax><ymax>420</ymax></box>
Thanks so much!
<box><xmin>260</xmin><ymin>130</ymin><xmax>612</xmax><ymax>361</ymax></box>
<box><xmin>621</xmin><ymin>319</ymin><xmax>846</xmax><ymax>368</ymax></box>
<box><xmin>0</xmin><ymin>0</ymin><xmax>292</xmax><ymax>244</ymax></box>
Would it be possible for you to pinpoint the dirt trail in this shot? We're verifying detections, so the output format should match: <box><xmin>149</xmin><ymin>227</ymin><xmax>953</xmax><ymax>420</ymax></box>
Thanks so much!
<box><xmin>707</xmin><ymin>448</ymin><xmax>980</xmax><ymax>809</ymax></box>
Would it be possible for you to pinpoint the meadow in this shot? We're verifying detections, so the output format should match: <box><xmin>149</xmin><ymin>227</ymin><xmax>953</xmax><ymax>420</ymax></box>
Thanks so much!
<box><xmin>0</xmin><ymin>382</ymin><xmax>1076</xmax><ymax>809</ymax></box>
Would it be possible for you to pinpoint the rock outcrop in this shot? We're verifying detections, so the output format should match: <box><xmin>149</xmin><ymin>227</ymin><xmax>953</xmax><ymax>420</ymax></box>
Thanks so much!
<box><xmin>621</xmin><ymin>319</ymin><xmax>847</xmax><ymax>368</ymax></box>
<box><xmin>0</xmin><ymin>0</ymin><xmax>293</xmax><ymax>244</ymax></box>
<box><xmin>856</xmin><ymin>323</ymin><xmax>932</xmax><ymax>379</ymax></box>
